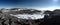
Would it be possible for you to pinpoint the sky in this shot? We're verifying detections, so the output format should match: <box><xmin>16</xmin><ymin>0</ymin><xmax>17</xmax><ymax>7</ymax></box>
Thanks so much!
<box><xmin>0</xmin><ymin>0</ymin><xmax>60</xmax><ymax>9</ymax></box>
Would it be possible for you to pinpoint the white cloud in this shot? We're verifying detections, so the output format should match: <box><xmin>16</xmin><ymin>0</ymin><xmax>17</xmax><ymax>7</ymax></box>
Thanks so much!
<box><xmin>34</xmin><ymin>6</ymin><xmax>60</xmax><ymax>11</ymax></box>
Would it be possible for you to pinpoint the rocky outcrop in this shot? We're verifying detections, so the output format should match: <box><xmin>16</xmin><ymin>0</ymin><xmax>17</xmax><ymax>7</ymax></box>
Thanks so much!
<box><xmin>44</xmin><ymin>9</ymin><xmax>60</xmax><ymax>25</ymax></box>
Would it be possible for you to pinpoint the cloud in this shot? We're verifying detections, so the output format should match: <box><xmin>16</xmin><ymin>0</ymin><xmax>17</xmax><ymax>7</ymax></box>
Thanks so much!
<box><xmin>34</xmin><ymin>6</ymin><xmax>60</xmax><ymax>11</ymax></box>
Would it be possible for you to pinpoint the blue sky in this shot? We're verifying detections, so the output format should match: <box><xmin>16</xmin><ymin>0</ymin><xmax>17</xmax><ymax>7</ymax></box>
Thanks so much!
<box><xmin>0</xmin><ymin>0</ymin><xmax>18</xmax><ymax>8</ymax></box>
<box><xmin>0</xmin><ymin>0</ymin><xmax>60</xmax><ymax>8</ymax></box>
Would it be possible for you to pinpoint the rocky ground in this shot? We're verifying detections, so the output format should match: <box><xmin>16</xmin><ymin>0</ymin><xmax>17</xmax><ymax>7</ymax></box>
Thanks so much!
<box><xmin>0</xmin><ymin>13</ymin><xmax>44</xmax><ymax>25</ymax></box>
<box><xmin>0</xmin><ymin>8</ymin><xmax>45</xmax><ymax>25</ymax></box>
<box><xmin>1</xmin><ymin>8</ymin><xmax>60</xmax><ymax>25</ymax></box>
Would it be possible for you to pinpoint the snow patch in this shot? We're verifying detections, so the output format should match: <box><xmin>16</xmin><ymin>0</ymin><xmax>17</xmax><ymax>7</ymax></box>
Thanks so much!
<box><xmin>10</xmin><ymin>11</ymin><xmax>45</xmax><ymax>20</ymax></box>
<box><xmin>10</xmin><ymin>14</ymin><xmax>45</xmax><ymax>20</ymax></box>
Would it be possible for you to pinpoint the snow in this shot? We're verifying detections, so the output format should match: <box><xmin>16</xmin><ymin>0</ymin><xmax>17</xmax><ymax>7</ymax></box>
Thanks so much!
<box><xmin>10</xmin><ymin>11</ymin><xmax>45</xmax><ymax>20</ymax></box>
<box><xmin>10</xmin><ymin>14</ymin><xmax>45</xmax><ymax>20</ymax></box>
